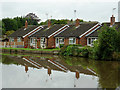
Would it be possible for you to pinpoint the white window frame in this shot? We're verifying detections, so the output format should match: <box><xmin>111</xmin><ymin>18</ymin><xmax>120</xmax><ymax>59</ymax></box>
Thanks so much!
<box><xmin>87</xmin><ymin>37</ymin><xmax>98</xmax><ymax>46</ymax></box>
<box><xmin>69</xmin><ymin>37</ymin><xmax>76</xmax><ymax>44</ymax></box>
<box><xmin>17</xmin><ymin>37</ymin><xmax>21</xmax><ymax>42</ymax></box>
<box><xmin>59</xmin><ymin>38</ymin><xmax>64</xmax><ymax>44</ymax></box>
<box><xmin>30</xmin><ymin>37</ymin><xmax>36</xmax><ymax>46</ymax></box>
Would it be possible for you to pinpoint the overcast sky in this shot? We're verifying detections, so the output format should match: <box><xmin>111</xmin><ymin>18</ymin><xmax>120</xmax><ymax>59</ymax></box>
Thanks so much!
<box><xmin>0</xmin><ymin>0</ymin><xmax>120</xmax><ymax>22</ymax></box>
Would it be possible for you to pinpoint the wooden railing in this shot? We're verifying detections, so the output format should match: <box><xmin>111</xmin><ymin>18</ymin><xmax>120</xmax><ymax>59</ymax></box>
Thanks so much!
<box><xmin>0</xmin><ymin>42</ymin><xmax>24</xmax><ymax>48</ymax></box>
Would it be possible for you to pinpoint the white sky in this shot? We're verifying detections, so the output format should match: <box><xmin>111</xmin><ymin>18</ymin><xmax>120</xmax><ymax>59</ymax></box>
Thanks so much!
<box><xmin>0</xmin><ymin>0</ymin><xmax>120</xmax><ymax>22</ymax></box>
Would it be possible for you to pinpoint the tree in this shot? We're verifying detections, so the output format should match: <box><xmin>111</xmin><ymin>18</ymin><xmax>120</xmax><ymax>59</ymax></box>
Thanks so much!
<box><xmin>93</xmin><ymin>24</ymin><xmax>119</xmax><ymax>60</ymax></box>
<box><xmin>2</xmin><ymin>18</ymin><xmax>18</xmax><ymax>31</ymax></box>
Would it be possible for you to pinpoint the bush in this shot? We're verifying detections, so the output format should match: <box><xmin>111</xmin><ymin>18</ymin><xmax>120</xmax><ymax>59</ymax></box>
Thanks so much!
<box><xmin>60</xmin><ymin>45</ymin><xmax>89</xmax><ymax>57</ymax></box>
<box><xmin>60</xmin><ymin>44</ymin><xmax>64</xmax><ymax>48</ymax></box>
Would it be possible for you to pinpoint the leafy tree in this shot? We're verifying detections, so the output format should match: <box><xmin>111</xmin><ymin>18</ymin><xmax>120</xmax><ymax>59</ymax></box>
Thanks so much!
<box><xmin>14</xmin><ymin>17</ymin><xmax>23</xmax><ymax>28</ymax></box>
<box><xmin>93</xmin><ymin>24</ymin><xmax>119</xmax><ymax>60</ymax></box>
<box><xmin>2</xmin><ymin>18</ymin><xmax>18</xmax><ymax>31</ymax></box>
<box><xmin>0</xmin><ymin>20</ymin><xmax>6</xmax><ymax>35</ymax></box>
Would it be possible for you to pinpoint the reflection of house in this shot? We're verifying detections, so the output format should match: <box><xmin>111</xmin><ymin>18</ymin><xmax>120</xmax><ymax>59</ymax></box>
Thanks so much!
<box><xmin>3</xmin><ymin>55</ymin><xmax>97</xmax><ymax>77</ymax></box>
<box><xmin>25</xmin><ymin>64</ymin><xmax>28</xmax><ymax>73</ymax></box>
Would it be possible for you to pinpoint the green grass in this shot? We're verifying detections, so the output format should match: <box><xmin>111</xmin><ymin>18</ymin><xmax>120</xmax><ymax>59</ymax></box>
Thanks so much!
<box><xmin>0</xmin><ymin>47</ymin><xmax>60</xmax><ymax>51</ymax></box>
<box><xmin>0</xmin><ymin>53</ymin><xmax>52</xmax><ymax>58</ymax></box>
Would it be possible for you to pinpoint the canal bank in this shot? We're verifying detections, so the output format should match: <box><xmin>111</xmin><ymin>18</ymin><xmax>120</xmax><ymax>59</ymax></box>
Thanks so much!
<box><xmin>1</xmin><ymin>48</ymin><xmax>60</xmax><ymax>55</ymax></box>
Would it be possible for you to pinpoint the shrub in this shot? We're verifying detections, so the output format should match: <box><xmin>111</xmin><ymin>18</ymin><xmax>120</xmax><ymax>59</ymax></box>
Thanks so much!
<box><xmin>60</xmin><ymin>45</ymin><xmax>89</xmax><ymax>57</ymax></box>
<box><xmin>60</xmin><ymin>44</ymin><xmax>64</xmax><ymax>48</ymax></box>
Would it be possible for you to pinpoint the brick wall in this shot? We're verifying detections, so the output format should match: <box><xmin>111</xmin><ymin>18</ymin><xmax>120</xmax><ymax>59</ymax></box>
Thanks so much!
<box><xmin>76</xmin><ymin>38</ymin><xmax>79</xmax><ymax>44</ymax></box>
<box><xmin>24</xmin><ymin>37</ymin><xmax>29</xmax><ymax>47</ymax></box>
<box><xmin>47</xmin><ymin>36</ymin><xmax>55</xmax><ymax>48</ymax></box>
<box><xmin>64</xmin><ymin>38</ymin><xmax>69</xmax><ymax>46</ymax></box>
<box><xmin>79</xmin><ymin>37</ymin><xmax>87</xmax><ymax>46</ymax></box>
<box><xmin>79</xmin><ymin>24</ymin><xmax>100</xmax><ymax>46</ymax></box>
<box><xmin>37</xmin><ymin>38</ymin><xmax>40</xmax><ymax>48</ymax></box>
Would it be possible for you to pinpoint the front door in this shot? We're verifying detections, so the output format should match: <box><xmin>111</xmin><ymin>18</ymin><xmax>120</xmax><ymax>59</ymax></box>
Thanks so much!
<box><xmin>40</xmin><ymin>37</ymin><xmax>46</xmax><ymax>48</ymax></box>
<box><xmin>55</xmin><ymin>38</ymin><xmax>64</xmax><ymax>47</ymax></box>
<box><xmin>55</xmin><ymin>38</ymin><xmax>59</xmax><ymax>47</ymax></box>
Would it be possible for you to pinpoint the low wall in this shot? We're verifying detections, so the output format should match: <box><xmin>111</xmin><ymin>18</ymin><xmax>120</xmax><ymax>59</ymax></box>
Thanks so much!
<box><xmin>1</xmin><ymin>49</ymin><xmax>59</xmax><ymax>55</ymax></box>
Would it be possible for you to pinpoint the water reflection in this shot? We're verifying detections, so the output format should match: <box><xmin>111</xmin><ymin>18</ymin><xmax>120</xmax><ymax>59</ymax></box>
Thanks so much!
<box><xmin>60</xmin><ymin>56</ymin><xmax>120</xmax><ymax>89</ymax></box>
<box><xmin>2</xmin><ymin>54</ymin><xmax>120</xmax><ymax>88</ymax></box>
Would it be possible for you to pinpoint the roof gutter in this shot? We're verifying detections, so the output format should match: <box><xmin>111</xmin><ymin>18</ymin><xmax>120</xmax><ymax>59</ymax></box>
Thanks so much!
<box><xmin>79</xmin><ymin>23</ymin><xmax>101</xmax><ymax>38</ymax></box>
<box><xmin>85</xmin><ymin>24</ymin><xmax>102</xmax><ymax>37</ymax></box>
<box><xmin>23</xmin><ymin>26</ymin><xmax>43</xmax><ymax>38</ymax></box>
<box><xmin>48</xmin><ymin>25</ymin><xmax>69</xmax><ymax>38</ymax></box>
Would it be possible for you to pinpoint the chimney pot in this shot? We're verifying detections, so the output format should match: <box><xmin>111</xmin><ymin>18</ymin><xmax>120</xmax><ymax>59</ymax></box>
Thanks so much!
<box><xmin>110</xmin><ymin>15</ymin><xmax>115</xmax><ymax>26</ymax></box>
<box><xmin>48</xmin><ymin>19</ymin><xmax>51</xmax><ymax>28</ymax></box>
<box><xmin>25</xmin><ymin>20</ymin><xmax>28</xmax><ymax>28</ymax></box>
<box><xmin>75</xmin><ymin>18</ymin><xmax>80</xmax><ymax>27</ymax></box>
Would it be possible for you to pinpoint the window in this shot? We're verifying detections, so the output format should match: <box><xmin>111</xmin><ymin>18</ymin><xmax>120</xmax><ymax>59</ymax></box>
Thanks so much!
<box><xmin>17</xmin><ymin>37</ymin><xmax>21</xmax><ymax>42</ymax></box>
<box><xmin>30</xmin><ymin>38</ymin><xmax>36</xmax><ymax>44</ymax></box>
<box><xmin>88</xmin><ymin>38</ymin><xmax>97</xmax><ymax>46</ymax></box>
<box><xmin>69</xmin><ymin>38</ymin><xmax>76</xmax><ymax>44</ymax></box>
<box><xmin>10</xmin><ymin>37</ymin><xmax>14</xmax><ymax>42</ymax></box>
<box><xmin>59</xmin><ymin>38</ymin><xmax>64</xmax><ymax>44</ymax></box>
<box><xmin>88</xmin><ymin>38</ymin><xmax>91</xmax><ymax>44</ymax></box>
<box><xmin>30</xmin><ymin>38</ymin><xmax>33</xmax><ymax>43</ymax></box>
<box><xmin>41</xmin><ymin>37</ymin><xmax>45</xmax><ymax>44</ymax></box>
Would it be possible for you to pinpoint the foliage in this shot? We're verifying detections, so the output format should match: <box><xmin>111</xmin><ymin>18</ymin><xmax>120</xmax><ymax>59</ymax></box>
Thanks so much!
<box><xmin>2</xmin><ymin>16</ymin><xmax>38</xmax><ymax>35</ymax></box>
<box><xmin>40</xmin><ymin>19</ymin><xmax>77</xmax><ymax>25</ymax></box>
<box><xmin>0</xmin><ymin>20</ymin><xmax>5</xmax><ymax>35</ymax></box>
<box><xmin>92</xmin><ymin>24</ymin><xmax>120</xmax><ymax>60</ymax></box>
<box><xmin>2</xmin><ymin>18</ymin><xmax>18</xmax><ymax>31</ymax></box>
<box><xmin>60</xmin><ymin>45</ymin><xmax>88</xmax><ymax>57</ymax></box>
<box><xmin>60</xmin><ymin>44</ymin><xmax>64</xmax><ymax>48</ymax></box>
<box><xmin>5</xmin><ymin>30</ymin><xmax>15</xmax><ymax>36</ymax></box>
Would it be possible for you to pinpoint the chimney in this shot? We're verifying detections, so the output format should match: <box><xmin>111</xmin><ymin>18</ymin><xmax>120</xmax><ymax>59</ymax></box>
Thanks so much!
<box><xmin>110</xmin><ymin>15</ymin><xmax>115</xmax><ymax>26</ymax></box>
<box><xmin>48</xmin><ymin>19</ymin><xmax>51</xmax><ymax>28</ymax></box>
<box><xmin>75</xmin><ymin>18</ymin><xmax>80</xmax><ymax>27</ymax></box>
<box><xmin>25</xmin><ymin>20</ymin><xmax>28</xmax><ymax>28</ymax></box>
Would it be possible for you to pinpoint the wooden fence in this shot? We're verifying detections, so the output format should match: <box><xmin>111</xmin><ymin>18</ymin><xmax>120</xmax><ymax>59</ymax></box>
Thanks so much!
<box><xmin>0</xmin><ymin>42</ymin><xmax>24</xmax><ymax>48</ymax></box>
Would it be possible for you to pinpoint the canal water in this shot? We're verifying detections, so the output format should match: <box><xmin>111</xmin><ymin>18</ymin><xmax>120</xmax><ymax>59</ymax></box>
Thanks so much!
<box><xmin>1</xmin><ymin>53</ymin><xmax>120</xmax><ymax>88</ymax></box>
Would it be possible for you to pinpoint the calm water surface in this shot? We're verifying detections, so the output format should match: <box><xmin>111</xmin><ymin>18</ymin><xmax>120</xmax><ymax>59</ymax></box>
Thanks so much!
<box><xmin>1</xmin><ymin>53</ymin><xmax>120</xmax><ymax>88</ymax></box>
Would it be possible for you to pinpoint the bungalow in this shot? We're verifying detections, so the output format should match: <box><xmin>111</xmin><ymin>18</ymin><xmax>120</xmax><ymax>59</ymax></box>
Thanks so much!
<box><xmin>55</xmin><ymin>19</ymin><xmax>101</xmax><ymax>47</ymax></box>
<box><xmin>30</xmin><ymin>20</ymin><xmax>69</xmax><ymax>48</ymax></box>
<box><xmin>86</xmin><ymin>15</ymin><xmax>120</xmax><ymax>46</ymax></box>
<box><xmin>8</xmin><ymin>19</ymin><xmax>101</xmax><ymax>48</ymax></box>
<box><xmin>8</xmin><ymin>21</ymin><xmax>44</xmax><ymax>48</ymax></box>
<box><xmin>8</xmin><ymin>15</ymin><xmax>118</xmax><ymax>49</ymax></box>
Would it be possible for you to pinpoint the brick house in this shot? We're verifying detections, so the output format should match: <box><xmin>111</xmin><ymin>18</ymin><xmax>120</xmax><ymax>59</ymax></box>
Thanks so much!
<box><xmin>8</xmin><ymin>21</ymin><xmax>43</xmax><ymax>48</ymax></box>
<box><xmin>8</xmin><ymin>15</ymin><xmax>119</xmax><ymax>49</ymax></box>
<box><xmin>55</xmin><ymin>19</ymin><xmax>101</xmax><ymax>47</ymax></box>
<box><xmin>86</xmin><ymin>15</ymin><xmax>120</xmax><ymax>46</ymax></box>
<box><xmin>30</xmin><ymin>20</ymin><xmax>69</xmax><ymax>48</ymax></box>
<box><xmin>8</xmin><ymin>19</ymin><xmax>101</xmax><ymax>48</ymax></box>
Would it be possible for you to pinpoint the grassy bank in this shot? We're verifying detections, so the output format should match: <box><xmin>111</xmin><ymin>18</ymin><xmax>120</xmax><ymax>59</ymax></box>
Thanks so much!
<box><xmin>1</xmin><ymin>47</ymin><xmax>60</xmax><ymax>51</ymax></box>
